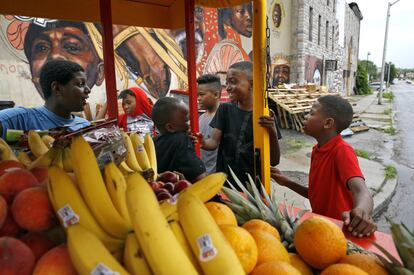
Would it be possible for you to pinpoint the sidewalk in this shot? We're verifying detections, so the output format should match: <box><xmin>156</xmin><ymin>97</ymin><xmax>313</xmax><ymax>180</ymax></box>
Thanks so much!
<box><xmin>273</xmin><ymin>91</ymin><xmax>397</xmax><ymax>218</ymax></box>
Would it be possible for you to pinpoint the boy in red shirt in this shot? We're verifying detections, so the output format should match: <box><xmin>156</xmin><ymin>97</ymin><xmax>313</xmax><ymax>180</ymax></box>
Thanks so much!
<box><xmin>271</xmin><ymin>95</ymin><xmax>376</xmax><ymax>238</ymax></box>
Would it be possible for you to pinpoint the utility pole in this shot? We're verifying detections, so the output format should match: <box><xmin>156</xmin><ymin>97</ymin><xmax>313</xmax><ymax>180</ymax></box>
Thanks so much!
<box><xmin>366</xmin><ymin>52</ymin><xmax>371</xmax><ymax>82</ymax></box>
<box><xmin>378</xmin><ymin>0</ymin><xmax>401</xmax><ymax>104</ymax></box>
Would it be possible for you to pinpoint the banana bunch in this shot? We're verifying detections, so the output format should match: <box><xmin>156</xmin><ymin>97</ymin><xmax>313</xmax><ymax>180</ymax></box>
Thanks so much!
<box><xmin>121</xmin><ymin>132</ymin><xmax>157</xmax><ymax>181</ymax></box>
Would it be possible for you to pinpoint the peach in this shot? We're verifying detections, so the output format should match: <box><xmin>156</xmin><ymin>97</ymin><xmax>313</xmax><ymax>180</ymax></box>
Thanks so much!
<box><xmin>0</xmin><ymin>195</ymin><xmax>6</xmax><ymax>228</ymax></box>
<box><xmin>0</xmin><ymin>237</ymin><xmax>36</xmax><ymax>275</ymax></box>
<box><xmin>33</xmin><ymin>244</ymin><xmax>77</xmax><ymax>275</ymax></box>
<box><xmin>0</xmin><ymin>209</ymin><xmax>23</xmax><ymax>238</ymax></box>
<box><xmin>20</xmin><ymin>232</ymin><xmax>56</xmax><ymax>260</ymax></box>
<box><xmin>30</xmin><ymin>166</ymin><xmax>49</xmax><ymax>185</ymax></box>
<box><xmin>12</xmin><ymin>187</ymin><xmax>56</xmax><ymax>231</ymax></box>
<box><xmin>0</xmin><ymin>160</ymin><xmax>24</xmax><ymax>177</ymax></box>
<box><xmin>0</xmin><ymin>169</ymin><xmax>39</xmax><ymax>203</ymax></box>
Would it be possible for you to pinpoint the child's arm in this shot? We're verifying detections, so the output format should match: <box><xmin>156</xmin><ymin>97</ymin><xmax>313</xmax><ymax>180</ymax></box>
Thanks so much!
<box><xmin>258</xmin><ymin>112</ymin><xmax>281</xmax><ymax>166</ymax></box>
<box><xmin>199</xmin><ymin>128</ymin><xmax>223</xmax><ymax>151</ymax></box>
<box><xmin>271</xmin><ymin>168</ymin><xmax>309</xmax><ymax>198</ymax></box>
<box><xmin>342</xmin><ymin>177</ymin><xmax>376</xmax><ymax>237</ymax></box>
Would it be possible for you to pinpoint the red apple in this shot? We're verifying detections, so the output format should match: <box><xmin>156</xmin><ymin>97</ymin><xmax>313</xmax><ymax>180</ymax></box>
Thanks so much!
<box><xmin>0</xmin><ymin>160</ymin><xmax>24</xmax><ymax>177</ymax></box>
<box><xmin>149</xmin><ymin>181</ymin><xmax>164</xmax><ymax>191</ymax></box>
<box><xmin>163</xmin><ymin>182</ymin><xmax>175</xmax><ymax>193</ymax></box>
<box><xmin>158</xmin><ymin>171</ymin><xmax>179</xmax><ymax>183</ymax></box>
<box><xmin>156</xmin><ymin>191</ymin><xmax>172</xmax><ymax>201</ymax></box>
<box><xmin>174</xmin><ymin>180</ymin><xmax>192</xmax><ymax>194</ymax></box>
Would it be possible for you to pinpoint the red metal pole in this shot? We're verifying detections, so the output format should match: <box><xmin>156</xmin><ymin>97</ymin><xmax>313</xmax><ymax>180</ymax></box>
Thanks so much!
<box><xmin>99</xmin><ymin>0</ymin><xmax>118</xmax><ymax>119</ymax></box>
<box><xmin>184</xmin><ymin>0</ymin><xmax>200</xmax><ymax>156</ymax></box>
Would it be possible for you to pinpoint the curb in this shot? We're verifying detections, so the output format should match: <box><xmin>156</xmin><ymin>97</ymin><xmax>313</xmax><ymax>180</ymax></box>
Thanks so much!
<box><xmin>372</xmin><ymin>177</ymin><xmax>398</xmax><ymax>219</ymax></box>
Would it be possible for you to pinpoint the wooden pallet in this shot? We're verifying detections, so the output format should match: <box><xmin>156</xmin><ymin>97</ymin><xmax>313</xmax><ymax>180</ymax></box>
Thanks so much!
<box><xmin>269</xmin><ymin>87</ymin><xmax>339</xmax><ymax>132</ymax></box>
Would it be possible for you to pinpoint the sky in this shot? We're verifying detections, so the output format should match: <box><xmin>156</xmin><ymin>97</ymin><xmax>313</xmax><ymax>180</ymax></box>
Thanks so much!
<box><xmin>352</xmin><ymin>0</ymin><xmax>414</xmax><ymax>69</ymax></box>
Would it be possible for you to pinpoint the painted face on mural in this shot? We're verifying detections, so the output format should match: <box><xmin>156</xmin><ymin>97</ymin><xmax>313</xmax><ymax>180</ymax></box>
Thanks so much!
<box><xmin>229</xmin><ymin>4</ymin><xmax>252</xmax><ymax>37</ymax></box>
<box><xmin>273</xmin><ymin>64</ymin><xmax>290</xmax><ymax>85</ymax></box>
<box><xmin>272</xmin><ymin>3</ymin><xmax>282</xmax><ymax>28</ymax></box>
<box><xmin>24</xmin><ymin>23</ymin><xmax>104</xmax><ymax>98</ymax></box>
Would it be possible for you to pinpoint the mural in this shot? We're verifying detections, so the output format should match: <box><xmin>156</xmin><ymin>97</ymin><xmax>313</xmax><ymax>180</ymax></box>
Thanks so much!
<box><xmin>271</xmin><ymin>55</ymin><xmax>290</xmax><ymax>85</ymax></box>
<box><xmin>305</xmin><ymin>55</ymin><xmax>323</xmax><ymax>85</ymax></box>
<box><xmin>0</xmin><ymin>1</ymin><xmax>293</xmax><ymax>116</ymax></box>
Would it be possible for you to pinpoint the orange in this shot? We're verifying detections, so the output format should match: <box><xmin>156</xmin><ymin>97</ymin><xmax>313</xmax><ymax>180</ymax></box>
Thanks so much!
<box><xmin>251</xmin><ymin>261</ymin><xmax>301</xmax><ymax>275</ymax></box>
<box><xmin>242</xmin><ymin>219</ymin><xmax>281</xmax><ymax>241</ymax></box>
<box><xmin>340</xmin><ymin>253</ymin><xmax>389</xmax><ymax>275</ymax></box>
<box><xmin>294</xmin><ymin>216</ymin><xmax>347</xmax><ymax>269</ymax></box>
<box><xmin>289</xmin><ymin>253</ymin><xmax>313</xmax><ymax>275</ymax></box>
<box><xmin>205</xmin><ymin>202</ymin><xmax>237</xmax><ymax>226</ymax></box>
<box><xmin>219</xmin><ymin>225</ymin><xmax>258</xmax><ymax>273</ymax></box>
<box><xmin>321</xmin><ymin>263</ymin><xmax>369</xmax><ymax>275</ymax></box>
<box><xmin>249</xmin><ymin>229</ymin><xmax>290</xmax><ymax>265</ymax></box>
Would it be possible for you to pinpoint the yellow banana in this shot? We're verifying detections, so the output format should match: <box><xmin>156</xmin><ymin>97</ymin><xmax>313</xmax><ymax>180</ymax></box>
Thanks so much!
<box><xmin>51</xmin><ymin>148</ymin><xmax>63</xmax><ymax>169</ymax></box>
<box><xmin>28</xmin><ymin>130</ymin><xmax>49</xmax><ymax>158</ymax></box>
<box><xmin>62</xmin><ymin>147</ymin><xmax>73</xmax><ymax>172</ymax></box>
<box><xmin>27</xmin><ymin>147</ymin><xmax>57</xmax><ymax>170</ymax></box>
<box><xmin>41</xmin><ymin>134</ymin><xmax>55</xmax><ymax>149</ymax></box>
<box><xmin>67</xmin><ymin>224</ymin><xmax>130</xmax><ymax>275</ymax></box>
<box><xmin>119</xmin><ymin>161</ymin><xmax>134</xmax><ymax>175</ymax></box>
<box><xmin>17</xmin><ymin>151</ymin><xmax>32</xmax><ymax>167</ymax></box>
<box><xmin>0</xmin><ymin>138</ymin><xmax>18</xmax><ymax>161</ymax></box>
<box><xmin>169</xmin><ymin>220</ymin><xmax>202</xmax><ymax>273</ymax></box>
<box><xmin>48</xmin><ymin>166</ymin><xmax>124</xmax><ymax>252</ymax></box>
<box><xmin>130</xmin><ymin>133</ymin><xmax>151</xmax><ymax>171</ymax></box>
<box><xmin>104</xmin><ymin>162</ymin><xmax>132</xmax><ymax>225</ymax></box>
<box><xmin>160</xmin><ymin>172</ymin><xmax>227</xmax><ymax>220</ymax></box>
<box><xmin>122</xmin><ymin>132</ymin><xmax>142</xmax><ymax>172</ymax></box>
<box><xmin>126</xmin><ymin>173</ymin><xmax>198</xmax><ymax>275</ymax></box>
<box><xmin>124</xmin><ymin>233</ymin><xmax>152</xmax><ymax>275</ymax></box>
<box><xmin>71</xmin><ymin>135</ymin><xmax>131</xmax><ymax>239</ymax></box>
<box><xmin>178</xmin><ymin>192</ymin><xmax>245</xmax><ymax>275</ymax></box>
<box><xmin>144</xmin><ymin>133</ymin><xmax>157</xmax><ymax>181</ymax></box>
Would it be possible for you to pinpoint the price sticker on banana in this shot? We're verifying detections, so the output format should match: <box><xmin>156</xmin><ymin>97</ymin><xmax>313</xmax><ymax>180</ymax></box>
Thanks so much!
<box><xmin>197</xmin><ymin>234</ymin><xmax>217</xmax><ymax>262</ymax></box>
<box><xmin>91</xmin><ymin>263</ymin><xmax>120</xmax><ymax>275</ymax></box>
<box><xmin>57</xmin><ymin>204</ymin><xmax>80</xmax><ymax>227</ymax></box>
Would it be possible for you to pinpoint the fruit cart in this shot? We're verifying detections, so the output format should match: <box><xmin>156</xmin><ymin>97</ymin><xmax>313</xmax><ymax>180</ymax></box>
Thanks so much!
<box><xmin>0</xmin><ymin>1</ymin><xmax>408</xmax><ymax>274</ymax></box>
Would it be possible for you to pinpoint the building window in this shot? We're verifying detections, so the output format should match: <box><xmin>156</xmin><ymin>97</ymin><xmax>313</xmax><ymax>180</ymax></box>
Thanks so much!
<box><xmin>318</xmin><ymin>15</ymin><xmax>321</xmax><ymax>45</ymax></box>
<box><xmin>332</xmin><ymin>25</ymin><xmax>335</xmax><ymax>50</ymax></box>
<box><xmin>326</xmin><ymin>21</ymin><xmax>329</xmax><ymax>48</ymax></box>
<box><xmin>309</xmin><ymin>7</ymin><xmax>313</xmax><ymax>41</ymax></box>
<box><xmin>327</xmin><ymin>0</ymin><xmax>330</xmax><ymax>6</ymax></box>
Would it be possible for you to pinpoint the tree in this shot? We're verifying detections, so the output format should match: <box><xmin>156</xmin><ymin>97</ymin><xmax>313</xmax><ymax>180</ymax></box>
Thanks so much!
<box><xmin>383</xmin><ymin>62</ymin><xmax>397</xmax><ymax>84</ymax></box>
<box><xmin>359</xmin><ymin>60</ymin><xmax>378</xmax><ymax>81</ymax></box>
<box><xmin>356</xmin><ymin>63</ymin><xmax>370</xmax><ymax>95</ymax></box>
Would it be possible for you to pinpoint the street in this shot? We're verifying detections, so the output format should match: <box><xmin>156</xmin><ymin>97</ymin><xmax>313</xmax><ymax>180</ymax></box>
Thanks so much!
<box><xmin>375</xmin><ymin>80</ymin><xmax>414</xmax><ymax>232</ymax></box>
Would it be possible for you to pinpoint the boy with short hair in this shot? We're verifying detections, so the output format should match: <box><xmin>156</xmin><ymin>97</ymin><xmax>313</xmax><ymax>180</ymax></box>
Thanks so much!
<box><xmin>152</xmin><ymin>97</ymin><xmax>206</xmax><ymax>182</ymax></box>
<box><xmin>197</xmin><ymin>74</ymin><xmax>222</xmax><ymax>174</ymax></box>
<box><xmin>271</xmin><ymin>95</ymin><xmax>377</xmax><ymax>237</ymax></box>
<box><xmin>198</xmin><ymin>61</ymin><xmax>281</xmax><ymax>186</ymax></box>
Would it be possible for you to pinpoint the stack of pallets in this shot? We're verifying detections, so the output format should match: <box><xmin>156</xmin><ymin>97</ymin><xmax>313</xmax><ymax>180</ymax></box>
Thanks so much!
<box><xmin>268</xmin><ymin>86</ymin><xmax>339</xmax><ymax>132</ymax></box>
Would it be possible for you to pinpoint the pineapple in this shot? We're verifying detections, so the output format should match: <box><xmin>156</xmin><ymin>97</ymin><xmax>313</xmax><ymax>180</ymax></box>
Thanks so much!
<box><xmin>222</xmin><ymin>167</ymin><xmax>367</xmax><ymax>254</ymax></box>
<box><xmin>372</xmin><ymin>221</ymin><xmax>414</xmax><ymax>275</ymax></box>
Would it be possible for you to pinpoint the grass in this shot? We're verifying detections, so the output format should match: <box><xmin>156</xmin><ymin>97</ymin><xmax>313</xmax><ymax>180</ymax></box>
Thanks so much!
<box><xmin>285</xmin><ymin>139</ymin><xmax>310</xmax><ymax>151</ymax></box>
<box><xmin>385</xmin><ymin>165</ymin><xmax>398</xmax><ymax>179</ymax></box>
<box><xmin>383</xmin><ymin>109</ymin><xmax>392</xmax><ymax>116</ymax></box>
<box><xmin>355</xmin><ymin>149</ymin><xmax>371</xmax><ymax>160</ymax></box>
<box><xmin>382</xmin><ymin>91</ymin><xmax>394</xmax><ymax>101</ymax></box>
<box><xmin>384</xmin><ymin>126</ymin><xmax>396</xmax><ymax>135</ymax></box>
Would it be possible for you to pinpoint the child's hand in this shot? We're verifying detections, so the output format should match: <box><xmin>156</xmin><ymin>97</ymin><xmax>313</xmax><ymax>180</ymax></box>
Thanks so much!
<box><xmin>270</xmin><ymin>167</ymin><xmax>289</xmax><ymax>186</ymax></box>
<box><xmin>259</xmin><ymin>110</ymin><xmax>277</xmax><ymax>135</ymax></box>
<box><xmin>188</xmin><ymin>132</ymin><xmax>204</xmax><ymax>147</ymax></box>
<box><xmin>342</xmin><ymin>208</ymin><xmax>377</xmax><ymax>238</ymax></box>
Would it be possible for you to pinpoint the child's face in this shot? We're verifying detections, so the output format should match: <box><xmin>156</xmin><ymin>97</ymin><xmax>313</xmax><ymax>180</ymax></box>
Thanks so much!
<box><xmin>303</xmin><ymin>101</ymin><xmax>330</xmax><ymax>137</ymax></box>
<box><xmin>122</xmin><ymin>94</ymin><xmax>136</xmax><ymax>115</ymax></box>
<box><xmin>198</xmin><ymin>84</ymin><xmax>219</xmax><ymax>110</ymax></box>
<box><xmin>226</xmin><ymin>68</ymin><xmax>252</xmax><ymax>102</ymax></box>
<box><xmin>167</xmin><ymin>102</ymin><xmax>190</xmax><ymax>133</ymax></box>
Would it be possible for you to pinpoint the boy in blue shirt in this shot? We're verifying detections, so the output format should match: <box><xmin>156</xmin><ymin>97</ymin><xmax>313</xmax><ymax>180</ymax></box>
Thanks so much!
<box><xmin>0</xmin><ymin>60</ymin><xmax>91</xmax><ymax>139</ymax></box>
